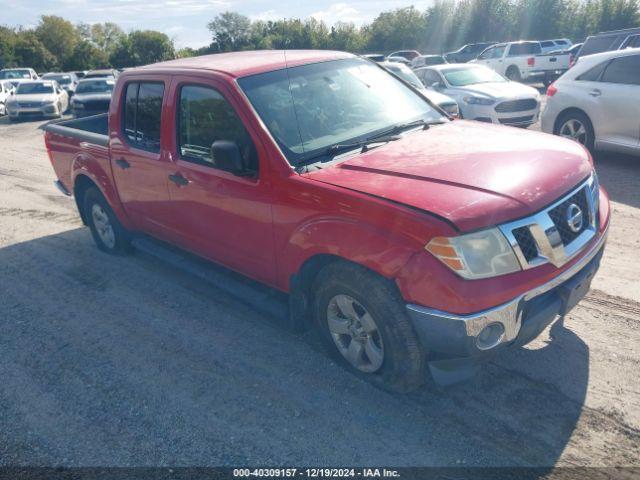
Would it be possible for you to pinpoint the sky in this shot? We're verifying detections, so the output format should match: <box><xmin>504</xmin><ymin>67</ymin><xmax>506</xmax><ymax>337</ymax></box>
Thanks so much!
<box><xmin>0</xmin><ymin>0</ymin><xmax>434</xmax><ymax>48</ymax></box>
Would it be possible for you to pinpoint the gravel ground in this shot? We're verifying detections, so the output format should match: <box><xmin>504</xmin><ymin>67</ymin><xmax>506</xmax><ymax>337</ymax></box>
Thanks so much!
<box><xmin>0</xmin><ymin>110</ymin><xmax>639</xmax><ymax>468</ymax></box>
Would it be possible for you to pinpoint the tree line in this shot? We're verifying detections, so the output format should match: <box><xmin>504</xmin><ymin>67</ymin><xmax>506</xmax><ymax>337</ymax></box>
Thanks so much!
<box><xmin>1</xmin><ymin>0</ymin><xmax>639</xmax><ymax>72</ymax></box>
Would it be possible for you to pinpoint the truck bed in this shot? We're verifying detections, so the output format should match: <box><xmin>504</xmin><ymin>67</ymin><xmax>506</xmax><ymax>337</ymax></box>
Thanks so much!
<box><xmin>44</xmin><ymin>113</ymin><xmax>111</xmax><ymax>195</ymax></box>
<box><xmin>44</xmin><ymin>113</ymin><xmax>109</xmax><ymax>147</ymax></box>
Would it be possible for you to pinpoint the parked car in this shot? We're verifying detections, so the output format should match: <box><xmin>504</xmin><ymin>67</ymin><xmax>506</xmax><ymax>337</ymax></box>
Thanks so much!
<box><xmin>42</xmin><ymin>72</ymin><xmax>80</xmax><ymax>96</ymax></box>
<box><xmin>0</xmin><ymin>68</ymin><xmax>38</xmax><ymax>80</ymax></box>
<box><xmin>388</xmin><ymin>50</ymin><xmax>421</xmax><ymax>61</ymax></box>
<box><xmin>386</xmin><ymin>56</ymin><xmax>411</xmax><ymax>65</ymax></box>
<box><xmin>577</xmin><ymin>27</ymin><xmax>640</xmax><ymax>60</ymax></box>
<box><xmin>472</xmin><ymin>41</ymin><xmax>570</xmax><ymax>85</ymax></box>
<box><xmin>71</xmin><ymin>78</ymin><xmax>115</xmax><ymax>117</ymax></box>
<box><xmin>542</xmin><ymin>48</ymin><xmax>640</xmax><ymax>155</ymax></box>
<box><xmin>44</xmin><ymin>50</ymin><xmax>609</xmax><ymax>391</ymax></box>
<box><xmin>411</xmin><ymin>55</ymin><xmax>447</xmax><ymax>68</ymax></box>
<box><xmin>73</xmin><ymin>70</ymin><xmax>88</xmax><ymax>79</ymax></box>
<box><xmin>0</xmin><ymin>80</ymin><xmax>15</xmax><ymax>115</ymax></box>
<box><xmin>83</xmin><ymin>69</ymin><xmax>119</xmax><ymax>79</ymax></box>
<box><xmin>540</xmin><ymin>38</ymin><xmax>573</xmax><ymax>53</ymax></box>
<box><xmin>381</xmin><ymin>61</ymin><xmax>459</xmax><ymax>117</ymax></box>
<box><xmin>6</xmin><ymin>80</ymin><xmax>69</xmax><ymax>121</ymax></box>
<box><xmin>444</xmin><ymin>42</ymin><xmax>497</xmax><ymax>63</ymax></box>
<box><xmin>363</xmin><ymin>54</ymin><xmax>386</xmax><ymax>62</ymax></box>
<box><xmin>415</xmin><ymin>63</ymin><xmax>541</xmax><ymax>127</ymax></box>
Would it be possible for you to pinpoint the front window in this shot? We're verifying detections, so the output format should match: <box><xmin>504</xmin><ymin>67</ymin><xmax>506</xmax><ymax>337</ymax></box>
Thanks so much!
<box><xmin>238</xmin><ymin>58</ymin><xmax>444</xmax><ymax>165</ymax></box>
<box><xmin>0</xmin><ymin>69</ymin><xmax>31</xmax><ymax>79</ymax></box>
<box><xmin>442</xmin><ymin>66</ymin><xmax>506</xmax><ymax>86</ymax></box>
<box><xmin>76</xmin><ymin>80</ymin><xmax>115</xmax><ymax>94</ymax></box>
<box><xmin>43</xmin><ymin>75</ymin><xmax>72</xmax><ymax>85</ymax></box>
<box><xmin>16</xmin><ymin>83</ymin><xmax>54</xmax><ymax>95</ymax></box>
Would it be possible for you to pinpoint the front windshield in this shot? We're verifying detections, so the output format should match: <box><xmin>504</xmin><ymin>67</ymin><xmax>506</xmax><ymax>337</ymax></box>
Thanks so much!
<box><xmin>16</xmin><ymin>83</ymin><xmax>54</xmax><ymax>95</ymax></box>
<box><xmin>442</xmin><ymin>66</ymin><xmax>506</xmax><ymax>86</ymax></box>
<box><xmin>76</xmin><ymin>80</ymin><xmax>114</xmax><ymax>94</ymax></box>
<box><xmin>386</xmin><ymin>64</ymin><xmax>423</xmax><ymax>89</ymax></box>
<box><xmin>238</xmin><ymin>58</ymin><xmax>444</xmax><ymax>165</ymax></box>
<box><xmin>0</xmin><ymin>70</ymin><xmax>31</xmax><ymax>79</ymax></box>
<box><xmin>43</xmin><ymin>74</ymin><xmax>72</xmax><ymax>85</ymax></box>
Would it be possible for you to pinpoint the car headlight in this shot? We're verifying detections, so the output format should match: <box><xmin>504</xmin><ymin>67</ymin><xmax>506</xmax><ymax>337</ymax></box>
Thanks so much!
<box><xmin>463</xmin><ymin>95</ymin><xmax>495</xmax><ymax>105</ymax></box>
<box><xmin>426</xmin><ymin>228</ymin><xmax>521</xmax><ymax>279</ymax></box>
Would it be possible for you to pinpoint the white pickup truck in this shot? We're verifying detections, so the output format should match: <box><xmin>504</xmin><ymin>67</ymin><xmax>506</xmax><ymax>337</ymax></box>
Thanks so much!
<box><xmin>471</xmin><ymin>41</ymin><xmax>570</xmax><ymax>86</ymax></box>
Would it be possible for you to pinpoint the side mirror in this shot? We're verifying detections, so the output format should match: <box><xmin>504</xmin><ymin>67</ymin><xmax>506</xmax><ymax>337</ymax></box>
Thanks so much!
<box><xmin>211</xmin><ymin>140</ymin><xmax>245</xmax><ymax>175</ymax></box>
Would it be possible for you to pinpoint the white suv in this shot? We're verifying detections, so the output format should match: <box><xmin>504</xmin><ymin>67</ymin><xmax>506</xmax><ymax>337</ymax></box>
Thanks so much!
<box><xmin>541</xmin><ymin>48</ymin><xmax>640</xmax><ymax>155</ymax></box>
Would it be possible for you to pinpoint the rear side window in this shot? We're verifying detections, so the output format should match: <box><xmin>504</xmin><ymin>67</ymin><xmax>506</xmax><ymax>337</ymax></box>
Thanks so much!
<box><xmin>601</xmin><ymin>55</ymin><xmax>640</xmax><ymax>85</ymax></box>
<box><xmin>577</xmin><ymin>61</ymin><xmax>609</xmax><ymax>81</ymax></box>
<box><xmin>122</xmin><ymin>82</ymin><xmax>164</xmax><ymax>153</ymax></box>
<box><xmin>508</xmin><ymin>43</ymin><xmax>541</xmax><ymax>56</ymax></box>
<box><xmin>580</xmin><ymin>36</ymin><xmax>618</xmax><ymax>56</ymax></box>
<box><xmin>178</xmin><ymin>85</ymin><xmax>258</xmax><ymax>174</ymax></box>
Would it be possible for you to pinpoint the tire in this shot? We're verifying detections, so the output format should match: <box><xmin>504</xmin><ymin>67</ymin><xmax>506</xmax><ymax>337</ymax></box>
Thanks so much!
<box><xmin>312</xmin><ymin>261</ymin><xmax>425</xmax><ymax>393</ymax></box>
<box><xmin>83</xmin><ymin>187</ymin><xmax>131</xmax><ymax>254</ymax></box>
<box><xmin>506</xmin><ymin>66</ymin><xmax>521</xmax><ymax>82</ymax></box>
<box><xmin>554</xmin><ymin>110</ymin><xmax>595</xmax><ymax>152</ymax></box>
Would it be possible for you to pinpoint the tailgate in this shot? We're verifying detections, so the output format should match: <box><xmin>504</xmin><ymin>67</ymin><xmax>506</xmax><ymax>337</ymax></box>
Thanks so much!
<box><xmin>536</xmin><ymin>53</ymin><xmax>570</xmax><ymax>71</ymax></box>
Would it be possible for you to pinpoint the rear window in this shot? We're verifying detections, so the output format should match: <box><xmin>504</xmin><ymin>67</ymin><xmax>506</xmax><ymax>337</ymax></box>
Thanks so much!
<box><xmin>0</xmin><ymin>69</ymin><xmax>31</xmax><ymax>79</ymax></box>
<box><xmin>507</xmin><ymin>43</ymin><xmax>541</xmax><ymax>56</ymax></box>
<box><xmin>541</xmin><ymin>41</ymin><xmax>555</xmax><ymax>47</ymax></box>
<box><xmin>76</xmin><ymin>80</ymin><xmax>114</xmax><ymax>94</ymax></box>
<box><xmin>122</xmin><ymin>82</ymin><xmax>164</xmax><ymax>153</ymax></box>
<box><xmin>580</xmin><ymin>36</ymin><xmax>619</xmax><ymax>56</ymax></box>
<box><xmin>601</xmin><ymin>55</ymin><xmax>640</xmax><ymax>85</ymax></box>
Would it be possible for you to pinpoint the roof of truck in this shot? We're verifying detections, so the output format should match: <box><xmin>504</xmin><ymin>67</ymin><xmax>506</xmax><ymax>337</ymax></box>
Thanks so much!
<box><xmin>136</xmin><ymin>50</ymin><xmax>354</xmax><ymax>78</ymax></box>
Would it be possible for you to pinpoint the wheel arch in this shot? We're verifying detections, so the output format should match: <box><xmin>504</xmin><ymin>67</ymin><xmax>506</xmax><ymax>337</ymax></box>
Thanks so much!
<box><xmin>553</xmin><ymin>107</ymin><xmax>594</xmax><ymax>135</ymax></box>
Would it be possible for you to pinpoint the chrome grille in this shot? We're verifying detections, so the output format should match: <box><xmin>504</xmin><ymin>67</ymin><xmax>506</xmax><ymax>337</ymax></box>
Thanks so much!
<box><xmin>495</xmin><ymin>98</ymin><xmax>538</xmax><ymax>112</ymax></box>
<box><xmin>499</xmin><ymin>175</ymin><xmax>599</xmax><ymax>269</ymax></box>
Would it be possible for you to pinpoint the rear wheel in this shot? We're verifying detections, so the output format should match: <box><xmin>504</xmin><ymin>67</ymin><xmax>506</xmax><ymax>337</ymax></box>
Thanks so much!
<box><xmin>555</xmin><ymin>111</ymin><xmax>595</xmax><ymax>151</ymax></box>
<box><xmin>83</xmin><ymin>187</ymin><xmax>131</xmax><ymax>254</ymax></box>
<box><xmin>506</xmin><ymin>66</ymin><xmax>522</xmax><ymax>82</ymax></box>
<box><xmin>312</xmin><ymin>262</ymin><xmax>425</xmax><ymax>393</ymax></box>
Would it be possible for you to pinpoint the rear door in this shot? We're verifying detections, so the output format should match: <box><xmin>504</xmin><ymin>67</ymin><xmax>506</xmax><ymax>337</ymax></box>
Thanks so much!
<box><xmin>163</xmin><ymin>75</ymin><xmax>276</xmax><ymax>284</ymax></box>
<box><xmin>109</xmin><ymin>76</ymin><xmax>175</xmax><ymax>238</ymax></box>
<box><xmin>592</xmin><ymin>54</ymin><xmax>640</xmax><ymax>151</ymax></box>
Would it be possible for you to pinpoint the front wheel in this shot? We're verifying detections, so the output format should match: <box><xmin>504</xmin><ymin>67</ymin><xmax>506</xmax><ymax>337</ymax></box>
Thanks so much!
<box><xmin>84</xmin><ymin>187</ymin><xmax>131</xmax><ymax>254</ymax></box>
<box><xmin>312</xmin><ymin>262</ymin><xmax>425</xmax><ymax>393</ymax></box>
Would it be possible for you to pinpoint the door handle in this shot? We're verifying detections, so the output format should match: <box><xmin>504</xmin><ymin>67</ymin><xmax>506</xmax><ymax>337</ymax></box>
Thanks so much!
<box><xmin>168</xmin><ymin>173</ymin><xmax>190</xmax><ymax>187</ymax></box>
<box><xmin>115</xmin><ymin>158</ymin><xmax>130</xmax><ymax>169</ymax></box>
<box><xmin>589</xmin><ymin>89</ymin><xmax>602</xmax><ymax>97</ymax></box>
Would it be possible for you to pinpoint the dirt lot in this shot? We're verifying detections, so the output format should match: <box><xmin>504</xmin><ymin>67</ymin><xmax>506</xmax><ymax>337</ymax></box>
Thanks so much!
<box><xmin>0</xmin><ymin>111</ymin><xmax>639</xmax><ymax>468</ymax></box>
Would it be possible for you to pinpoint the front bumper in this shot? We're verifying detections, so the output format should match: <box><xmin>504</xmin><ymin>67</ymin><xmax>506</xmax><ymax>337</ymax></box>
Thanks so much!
<box><xmin>461</xmin><ymin>103</ymin><xmax>540</xmax><ymax>127</ymax></box>
<box><xmin>406</xmin><ymin>224</ymin><xmax>607</xmax><ymax>370</ymax></box>
<box><xmin>8</xmin><ymin>104</ymin><xmax>60</xmax><ymax>118</ymax></box>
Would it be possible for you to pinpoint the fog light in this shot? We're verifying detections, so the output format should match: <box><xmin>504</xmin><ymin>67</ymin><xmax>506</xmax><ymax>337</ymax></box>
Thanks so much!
<box><xmin>475</xmin><ymin>322</ymin><xmax>505</xmax><ymax>350</ymax></box>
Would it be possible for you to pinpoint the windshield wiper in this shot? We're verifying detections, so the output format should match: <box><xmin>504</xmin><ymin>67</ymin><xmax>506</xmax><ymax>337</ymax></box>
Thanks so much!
<box><xmin>367</xmin><ymin>119</ymin><xmax>444</xmax><ymax>141</ymax></box>
<box><xmin>296</xmin><ymin>134</ymin><xmax>401</xmax><ymax>169</ymax></box>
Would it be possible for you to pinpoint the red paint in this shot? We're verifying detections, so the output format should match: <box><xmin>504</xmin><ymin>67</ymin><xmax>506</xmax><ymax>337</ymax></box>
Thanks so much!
<box><xmin>547</xmin><ymin>83</ymin><xmax>558</xmax><ymax>97</ymax></box>
<box><xmin>45</xmin><ymin>51</ymin><xmax>610</xmax><ymax>314</ymax></box>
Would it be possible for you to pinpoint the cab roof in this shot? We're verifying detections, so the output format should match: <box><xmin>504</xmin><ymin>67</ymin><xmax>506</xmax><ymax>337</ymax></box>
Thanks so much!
<box><xmin>135</xmin><ymin>50</ymin><xmax>355</xmax><ymax>78</ymax></box>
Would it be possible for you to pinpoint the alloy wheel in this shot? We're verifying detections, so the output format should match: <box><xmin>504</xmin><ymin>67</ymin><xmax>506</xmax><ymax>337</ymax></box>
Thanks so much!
<box><xmin>91</xmin><ymin>203</ymin><xmax>116</xmax><ymax>249</ymax></box>
<box><xmin>559</xmin><ymin>118</ymin><xmax>588</xmax><ymax>145</ymax></box>
<box><xmin>326</xmin><ymin>294</ymin><xmax>384</xmax><ymax>373</ymax></box>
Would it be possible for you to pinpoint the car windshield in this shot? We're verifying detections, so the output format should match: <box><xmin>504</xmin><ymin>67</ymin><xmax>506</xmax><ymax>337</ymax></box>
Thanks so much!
<box><xmin>16</xmin><ymin>82</ymin><xmax>54</xmax><ymax>94</ymax></box>
<box><xmin>442</xmin><ymin>66</ymin><xmax>506</xmax><ymax>86</ymax></box>
<box><xmin>385</xmin><ymin>64</ymin><xmax>423</xmax><ymax>88</ymax></box>
<box><xmin>238</xmin><ymin>58</ymin><xmax>444</xmax><ymax>165</ymax></box>
<box><xmin>76</xmin><ymin>80</ymin><xmax>115</xmax><ymax>94</ymax></box>
<box><xmin>43</xmin><ymin>74</ymin><xmax>72</xmax><ymax>85</ymax></box>
<box><xmin>0</xmin><ymin>70</ymin><xmax>31</xmax><ymax>79</ymax></box>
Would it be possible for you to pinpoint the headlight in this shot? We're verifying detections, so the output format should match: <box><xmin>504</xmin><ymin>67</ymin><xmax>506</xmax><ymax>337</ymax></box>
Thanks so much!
<box><xmin>426</xmin><ymin>228</ymin><xmax>521</xmax><ymax>279</ymax></box>
<box><xmin>463</xmin><ymin>95</ymin><xmax>495</xmax><ymax>105</ymax></box>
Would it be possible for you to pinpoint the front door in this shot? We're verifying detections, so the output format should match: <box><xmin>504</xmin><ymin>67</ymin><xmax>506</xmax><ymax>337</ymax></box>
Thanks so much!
<box><xmin>110</xmin><ymin>77</ymin><xmax>175</xmax><ymax>238</ymax></box>
<box><xmin>163</xmin><ymin>76</ymin><xmax>276</xmax><ymax>285</ymax></box>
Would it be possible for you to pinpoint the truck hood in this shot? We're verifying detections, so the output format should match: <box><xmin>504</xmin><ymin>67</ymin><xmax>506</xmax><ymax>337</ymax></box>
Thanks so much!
<box><xmin>303</xmin><ymin>121</ymin><xmax>593</xmax><ymax>232</ymax></box>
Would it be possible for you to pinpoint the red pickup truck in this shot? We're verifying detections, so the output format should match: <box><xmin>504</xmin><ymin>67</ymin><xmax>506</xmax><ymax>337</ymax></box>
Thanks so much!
<box><xmin>44</xmin><ymin>50</ymin><xmax>610</xmax><ymax>391</ymax></box>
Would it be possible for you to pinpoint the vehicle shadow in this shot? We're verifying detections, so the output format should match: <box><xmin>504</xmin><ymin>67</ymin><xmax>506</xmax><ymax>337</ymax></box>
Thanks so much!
<box><xmin>0</xmin><ymin>227</ymin><xmax>588</xmax><ymax>467</ymax></box>
<box><xmin>593</xmin><ymin>151</ymin><xmax>639</xmax><ymax>209</ymax></box>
